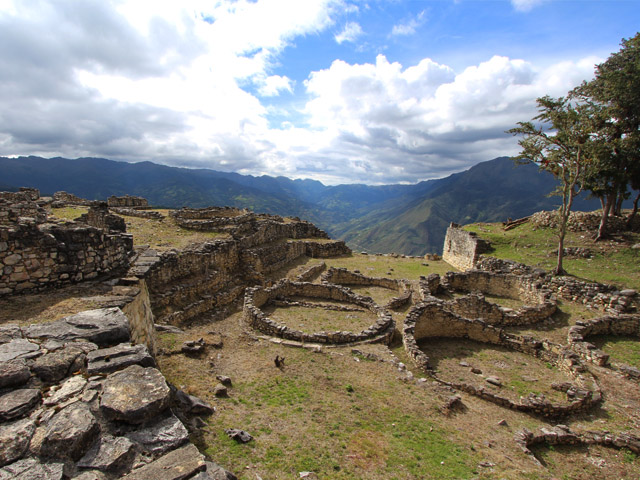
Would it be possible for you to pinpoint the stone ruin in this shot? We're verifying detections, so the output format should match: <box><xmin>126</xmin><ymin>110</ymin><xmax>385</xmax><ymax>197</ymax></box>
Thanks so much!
<box><xmin>107</xmin><ymin>195</ymin><xmax>149</xmax><ymax>209</ymax></box>
<box><xmin>243</xmin><ymin>280</ymin><xmax>395</xmax><ymax>346</ymax></box>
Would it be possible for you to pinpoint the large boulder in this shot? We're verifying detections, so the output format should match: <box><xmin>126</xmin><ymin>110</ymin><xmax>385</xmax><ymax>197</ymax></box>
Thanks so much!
<box><xmin>25</xmin><ymin>308</ymin><xmax>130</xmax><ymax>347</ymax></box>
<box><xmin>0</xmin><ymin>418</ymin><xmax>36</xmax><ymax>467</ymax></box>
<box><xmin>87</xmin><ymin>343</ymin><xmax>155</xmax><ymax>375</ymax></box>
<box><xmin>0</xmin><ymin>389</ymin><xmax>40</xmax><ymax>421</ymax></box>
<box><xmin>31</xmin><ymin>402</ymin><xmax>100</xmax><ymax>461</ymax></box>
<box><xmin>124</xmin><ymin>414</ymin><xmax>189</xmax><ymax>455</ymax></box>
<box><xmin>100</xmin><ymin>365</ymin><xmax>170</xmax><ymax>424</ymax></box>
<box><xmin>124</xmin><ymin>443</ymin><xmax>205</xmax><ymax>480</ymax></box>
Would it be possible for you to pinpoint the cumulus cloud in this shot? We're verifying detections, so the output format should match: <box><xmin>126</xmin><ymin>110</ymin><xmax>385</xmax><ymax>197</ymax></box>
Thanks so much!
<box><xmin>299</xmin><ymin>54</ymin><xmax>597</xmax><ymax>183</ymax></box>
<box><xmin>0</xmin><ymin>0</ymin><xmax>601</xmax><ymax>185</ymax></box>
<box><xmin>390</xmin><ymin>11</ymin><xmax>425</xmax><ymax>36</ymax></box>
<box><xmin>335</xmin><ymin>21</ymin><xmax>363</xmax><ymax>44</ymax></box>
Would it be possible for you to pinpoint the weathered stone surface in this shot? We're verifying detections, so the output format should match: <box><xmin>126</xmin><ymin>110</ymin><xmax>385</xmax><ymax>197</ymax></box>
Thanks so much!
<box><xmin>33</xmin><ymin>402</ymin><xmax>100</xmax><ymax>460</ymax></box>
<box><xmin>125</xmin><ymin>413</ymin><xmax>189</xmax><ymax>455</ymax></box>
<box><xmin>192</xmin><ymin>462</ymin><xmax>238</xmax><ymax>480</ymax></box>
<box><xmin>44</xmin><ymin>374</ymin><xmax>87</xmax><ymax>406</ymax></box>
<box><xmin>0</xmin><ymin>457</ymin><xmax>64</xmax><ymax>480</ymax></box>
<box><xmin>100</xmin><ymin>365</ymin><xmax>170</xmax><ymax>424</ymax></box>
<box><xmin>0</xmin><ymin>388</ymin><xmax>40</xmax><ymax>421</ymax></box>
<box><xmin>175</xmin><ymin>389</ymin><xmax>215</xmax><ymax>415</ymax></box>
<box><xmin>25</xmin><ymin>308</ymin><xmax>129</xmax><ymax>347</ymax></box>
<box><xmin>225</xmin><ymin>429</ymin><xmax>252</xmax><ymax>443</ymax></box>
<box><xmin>0</xmin><ymin>359</ymin><xmax>30</xmax><ymax>388</ymax></box>
<box><xmin>213</xmin><ymin>384</ymin><xmax>228</xmax><ymax>398</ymax></box>
<box><xmin>0</xmin><ymin>325</ymin><xmax>22</xmax><ymax>343</ymax></box>
<box><xmin>486</xmin><ymin>376</ymin><xmax>502</xmax><ymax>387</ymax></box>
<box><xmin>72</xmin><ymin>471</ymin><xmax>109</xmax><ymax>480</ymax></box>
<box><xmin>216</xmin><ymin>375</ymin><xmax>232</xmax><ymax>387</ymax></box>
<box><xmin>31</xmin><ymin>345</ymin><xmax>86</xmax><ymax>383</ymax></box>
<box><xmin>87</xmin><ymin>343</ymin><xmax>155</xmax><ymax>375</ymax></box>
<box><xmin>77</xmin><ymin>435</ymin><xmax>136</xmax><ymax>472</ymax></box>
<box><xmin>0</xmin><ymin>339</ymin><xmax>40</xmax><ymax>363</ymax></box>
<box><xmin>124</xmin><ymin>443</ymin><xmax>205</xmax><ymax>480</ymax></box>
<box><xmin>0</xmin><ymin>418</ymin><xmax>36</xmax><ymax>467</ymax></box>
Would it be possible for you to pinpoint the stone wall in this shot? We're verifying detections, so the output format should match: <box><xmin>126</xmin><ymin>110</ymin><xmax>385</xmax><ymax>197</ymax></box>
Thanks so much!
<box><xmin>295</xmin><ymin>262</ymin><xmax>326</xmax><ymax>282</ymax></box>
<box><xmin>567</xmin><ymin>314</ymin><xmax>640</xmax><ymax>367</ymax></box>
<box><xmin>442</xmin><ymin>223</ymin><xmax>490</xmax><ymax>271</ymax></box>
<box><xmin>75</xmin><ymin>202</ymin><xmax>126</xmax><ymax>232</ymax></box>
<box><xmin>515</xmin><ymin>425</ymin><xmax>640</xmax><ymax>466</ymax></box>
<box><xmin>0</xmin><ymin>307</ymin><xmax>231</xmax><ymax>479</ymax></box>
<box><xmin>0</xmin><ymin>221</ymin><xmax>133</xmax><ymax>296</ymax></box>
<box><xmin>110</xmin><ymin>207</ymin><xmax>165</xmax><ymax>220</ymax></box>
<box><xmin>403</xmin><ymin>299</ymin><xmax>601</xmax><ymax>417</ymax></box>
<box><xmin>107</xmin><ymin>195</ymin><xmax>149</xmax><ymax>209</ymax></box>
<box><xmin>243</xmin><ymin>280</ymin><xmax>394</xmax><ymax>345</ymax></box>
<box><xmin>52</xmin><ymin>191</ymin><xmax>91</xmax><ymax>206</ymax></box>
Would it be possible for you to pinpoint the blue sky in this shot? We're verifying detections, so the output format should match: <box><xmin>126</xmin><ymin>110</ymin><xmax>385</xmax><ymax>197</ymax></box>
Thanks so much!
<box><xmin>0</xmin><ymin>0</ymin><xmax>638</xmax><ymax>184</ymax></box>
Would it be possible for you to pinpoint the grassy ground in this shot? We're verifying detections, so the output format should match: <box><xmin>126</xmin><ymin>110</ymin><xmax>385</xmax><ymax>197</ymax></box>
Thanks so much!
<box><xmin>11</xmin><ymin>210</ymin><xmax>639</xmax><ymax>478</ymax></box>
<box><xmin>464</xmin><ymin>221</ymin><xmax>640</xmax><ymax>291</ymax></box>
<box><xmin>51</xmin><ymin>207</ymin><xmax>228</xmax><ymax>251</ymax></box>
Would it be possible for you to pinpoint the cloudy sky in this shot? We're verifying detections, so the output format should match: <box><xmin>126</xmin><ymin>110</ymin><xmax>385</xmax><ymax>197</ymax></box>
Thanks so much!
<box><xmin>0</xmin><ymin>0</ymin><xmax>638</xmax><ymax>185</ymax></box>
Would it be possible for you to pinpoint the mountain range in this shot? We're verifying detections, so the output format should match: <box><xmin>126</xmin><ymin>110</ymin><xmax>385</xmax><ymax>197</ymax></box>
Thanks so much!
<box><xmin>0</xmin><ymin>155</ymin><xmax>609</xmax><ymax>255</ymax></box>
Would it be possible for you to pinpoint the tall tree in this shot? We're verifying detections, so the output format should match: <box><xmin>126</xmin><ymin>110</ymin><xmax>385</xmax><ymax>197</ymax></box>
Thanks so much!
<box><xmin>571</xmin><ymin>33</ymin><xmax>640</xmax><ymax>239</ymax></box>
<box><xmin>508</xmin><ymin>96</ymin><xmax>595</xmax><ymax>275</ymax></box>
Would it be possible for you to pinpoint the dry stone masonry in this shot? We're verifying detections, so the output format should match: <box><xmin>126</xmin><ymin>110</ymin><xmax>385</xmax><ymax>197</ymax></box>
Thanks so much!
<box><xmin>243</xmin><ymin>280</ymin><xmax>394</xmax><ymax>346</ymax></box>
<box><xmin>442</xmin><ymin>223</ymin><xmax>490</xmax><ymax>271</ymax></box>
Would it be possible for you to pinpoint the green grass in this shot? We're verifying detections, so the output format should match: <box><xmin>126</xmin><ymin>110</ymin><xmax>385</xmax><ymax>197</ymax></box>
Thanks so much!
<box><xmin>323</xmin><ymin>253</ymin><xmax>454</xmax><ymax>281</ymax></box>
<box><xmin>592</xmin><ymin>335</ymin><xmax>640</xmax><ymax>367</ymax></box>
<box><xmin>464</xmin><ymin>222</ymin><xmax>640</xmax><ymax>290</ymax></box>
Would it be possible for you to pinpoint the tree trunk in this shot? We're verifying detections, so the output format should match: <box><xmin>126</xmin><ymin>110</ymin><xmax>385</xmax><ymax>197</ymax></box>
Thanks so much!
<box><xmin>627</xmin><ymin>191</ymin><xmax>640</xmax><ymax>229</ymax></box>
<box><xmin>615</xmin><ymin>191</ymin><xmax>624</xmax><ymax>216</ymax></box>
<box><xmin>595</xmin><ymin>193</ymin><xmax>614</xmax><ymax>241</ymax></box>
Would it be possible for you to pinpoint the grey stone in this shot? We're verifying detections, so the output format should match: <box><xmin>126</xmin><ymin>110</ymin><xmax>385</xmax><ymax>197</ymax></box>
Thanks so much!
<box><xmin>0</xmin><ymin>359</ymin><xmax>30</xmax><ymax>388</ymax></box>
<box><xmin>0</xmin><ymin>457</ymin><xmax>64</xmax><ymax>480</ymax></box>
<box><xmin>33</xmin><ymin>402</ymin><xmax>100</xmax><ymax>460</ymax></box>
<box><xmin>44</xmin><ymin>375</ymin><xmax>87</xmax><ymax>406</ymax></box>
<box><xmin>216</xmin><ymin>375</ymin><xmax>232</xmax><ymax>387</ymax></box>
<box><xmin>124</xmin><ymin>413</ymin><xmax>189</xmax><ymax>455</ymax></box>
<box><xmin>0</xmin><ymin>388</ymin><xmax>41</xmax><ymax>421</ymax></box>
<box><xmin>213</xmin><ymin>384</ymin><xmax>228</xmax><ymax>398</ymax></box>
<box><xmin>181</xmin><ymin>338</ymin><xmax>205</xmax><ymax>355</ymax></box>
<box><xmin>155</xmin><ymin>324</ymin><xmax>184</xmax><ymax>334</ymax></box>
<box><xmin>191</xmin><ymin>462</ymin><xmax>238</xmax><ymax>480</ymax></box>
<box><xmin>25</xmin><ymin>307</ymin><xmax>130</xmax><ymax>347</ymax></box>
<box><xmin>77</xmin><ymin>435</ymin><xmax>136</xmax><ymax>472</ymax></box>
<box><xmin>124</xmin><ymin>443</ymin><xmax>205</xmax><ymax>480</ymax></box>
<box><xmin>87</xmin><ymin>343</ymin><xmax>155</xmax><ymax>374</ymax></box>
<box><xmin>0</xmin><ymin>418</ymin><xmax>36</xmax><ymax>467</ymax></box>
<box><xmin>0</xmin><ymin>325</ymin><xmax>22</xmax><ymax>343</ymax></box>
<box><xmin>31</xmin><ymin>345</ymin><xmax>86</xmax><ymax>383</ymax></box>
<box><xmin>100</xmin><ymin>365</ymin><xmax>170</xmax><ymax>424</ymax></box>
<box><xmin>0</xmin><ymin>339</ymin><xmax>40</xmax><ymax>363</ymax></box>
<box><xmin>485</xmin><ymin>376</ymin><xmax>502</xmax><ymax>387</ymax></box>
<box><xmin>225</xmin><ymin>429</ymin><xmax>252</xmax><ymax>443</ymax></box>
<box><xmin>620</xmin><ymin>289</ymin><xmax>637</xmax><ymax>297</ymax></box>
<box><xmin>175</xmin><ymin>389</ymin><xmax>215</xmax><ymax>415</ymax></box>
<box><xmin>72</xmin><ymin>471</ymin><xmax>109</xmax><ymax>480</ymax></box>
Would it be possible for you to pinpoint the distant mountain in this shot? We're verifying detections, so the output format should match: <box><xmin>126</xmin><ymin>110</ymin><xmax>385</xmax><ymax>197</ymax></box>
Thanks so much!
<box><xmin>331</xmin><ymin>157</ymin><xmax>609</xmax><ymax>254</ymax></box>
<box><xmin>0</xmin><ymin>155</ymin><xmax>615</xmax><ymax>255</ymax></box>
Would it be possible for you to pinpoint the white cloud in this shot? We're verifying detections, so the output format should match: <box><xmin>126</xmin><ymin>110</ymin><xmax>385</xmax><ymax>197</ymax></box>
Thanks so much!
<box><xmin>511</xmin><ymin>0</ymin><xmax>547</xmax><ymax>12</ymax></box>
<box><xmin>334</xmin><ymin>21</ymin><xmax>363</xmax><ymax>44</ymax></box>
<box><xmin>257</xmin><ymin>75</ymin><xmax>294</xmax><ymax>96</ymax></box>
<box><xmin>390</xmin><ymin>10</ymin><xmax>425</xmax><ymax>36</ymax></box>
<box><xmin>299</xmin><ymin>53</ymin><xmax>598</xmax><ymax>183</ymax></box>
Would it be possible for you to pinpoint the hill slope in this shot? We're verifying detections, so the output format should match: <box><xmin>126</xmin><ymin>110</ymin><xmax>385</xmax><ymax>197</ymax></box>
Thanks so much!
<box><xmin>0</xmin><ymin>155</ymin><xmax>614</xmax><ymax>255</ymax></box>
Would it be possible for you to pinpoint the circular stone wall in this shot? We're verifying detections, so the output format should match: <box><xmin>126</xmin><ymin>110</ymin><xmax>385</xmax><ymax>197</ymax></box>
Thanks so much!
<box><xmin>403</xmin><ymin>300</ymin><xmax>601</xmax><ymax>417</ymax></box>
<box><xmin>425</xmin><ymin>271</ymin><xmax>557</xmax><ymax>326</ymax></box>
<box><xmin>243</xmin><ymin>280</ymin><xmax>394</xmax><ymax>345</ymax></box>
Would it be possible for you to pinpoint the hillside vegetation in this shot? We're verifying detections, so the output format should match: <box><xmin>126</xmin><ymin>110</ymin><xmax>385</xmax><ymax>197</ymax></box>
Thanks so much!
<box><xmin>2</xmin><ymin>155</ymin><xmax>618</xmax><ymax>255</ymax></box>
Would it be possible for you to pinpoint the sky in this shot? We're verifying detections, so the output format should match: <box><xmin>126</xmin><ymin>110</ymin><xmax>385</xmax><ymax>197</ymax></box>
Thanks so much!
<box><xmin>0</xmin><ymin>0</ymin><xmax>638</xmax><ymax>185</ymax></box>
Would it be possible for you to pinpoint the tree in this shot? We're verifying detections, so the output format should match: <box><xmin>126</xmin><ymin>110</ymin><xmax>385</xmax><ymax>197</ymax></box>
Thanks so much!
<box><xmin>508</xmin><ymin>96</ymin><xmax>596</xmax><ymax>275</ymax></box>
<box><xmin>571</xmin><ymin>33</ymin><xmax>640</xmax><ymax>239</ymax></box>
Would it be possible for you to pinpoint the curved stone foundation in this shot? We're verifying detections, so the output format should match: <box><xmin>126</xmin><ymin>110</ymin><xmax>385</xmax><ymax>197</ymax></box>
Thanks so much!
<box><xmin>515</xmin><ymin>425</ymin><xmax>640</xmax><ymax>466</ymax></box>
<box><xmin>321</xmin><ymin>267</ymin><xmax>413</xmax><ymax>310</ymax></box>
<box><xmin>243</xmin><ymin>280</ymin><xmax>394</xmax><ymax>345</ymax></box>
<box><xmin>567</xmin><ymin>314</ymin><xmax>640</xmax><ymax>367</ymax></box>
<box><xmin>420</xmin><ymin>271</ymin><xmax>556</xmax><ymax>326</ymax></box>
<box><xmin>403</xmin><ymin>300</ymin><xmax>601</xmax><ymax>417</ymax></box>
